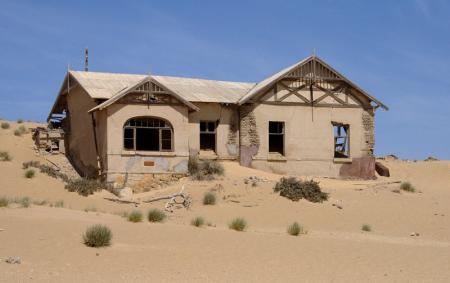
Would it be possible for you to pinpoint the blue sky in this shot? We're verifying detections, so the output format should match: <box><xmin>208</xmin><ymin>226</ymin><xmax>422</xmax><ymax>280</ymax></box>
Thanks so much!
<box><xmin>0</xmin><ymin>0</ymin><xmax>449</xmax><ymax>159</ymax></box>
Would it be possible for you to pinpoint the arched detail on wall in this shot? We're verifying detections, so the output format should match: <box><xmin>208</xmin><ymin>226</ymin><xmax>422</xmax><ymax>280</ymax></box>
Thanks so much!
<box><xmin>123</xmin><ymin>116</ymin><xmax>173</xmax><ymax>151</ymax></box>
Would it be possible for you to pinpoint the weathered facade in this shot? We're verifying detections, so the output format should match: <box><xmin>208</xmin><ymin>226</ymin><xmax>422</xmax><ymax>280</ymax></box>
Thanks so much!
<box><xmin>48</xmin><ymin>56</ymin><xmax>387</xmax><ymax>183</ymax></box>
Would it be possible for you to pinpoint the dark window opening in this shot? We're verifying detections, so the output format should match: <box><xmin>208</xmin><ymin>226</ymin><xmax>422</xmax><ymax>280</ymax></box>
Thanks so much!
<box><xmin>333</xmin><ymin>123</ymin><xmax>349</xmax><ymax>158</ymax></box>
<box><xmin>123</xmin><ymin>117</ymin><xmax>173</xmax><ymax>151</ymax></box>
<box><xmin>269</xmin><ymin>121</ymin><xmax>284</xmax><ymax>155</ymax></box>
<box><xmin>200</xmin><ymin>121</ymin><xmax>216</xmax><ymax>151</ymax></box>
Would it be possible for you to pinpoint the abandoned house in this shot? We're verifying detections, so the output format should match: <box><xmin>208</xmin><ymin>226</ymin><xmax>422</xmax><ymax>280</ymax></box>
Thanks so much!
<box><xmin>48</xmin><ymin>55</ymin><xmax>388</xmax><ymax>183</ymax></box>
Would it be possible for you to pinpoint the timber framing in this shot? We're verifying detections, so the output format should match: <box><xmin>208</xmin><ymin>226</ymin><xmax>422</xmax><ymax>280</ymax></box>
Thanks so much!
<box><xmin>238</xmin><ymin>55</ymin><xmax>388</xmax><ymax>110</ymax></box>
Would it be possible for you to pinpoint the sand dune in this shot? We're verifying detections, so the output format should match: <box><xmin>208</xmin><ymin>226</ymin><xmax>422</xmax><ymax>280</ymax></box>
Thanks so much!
<box><xmin>1</xmin><ymin>121</ymin><xmax>450</xmax><ymax>282</ymax></box>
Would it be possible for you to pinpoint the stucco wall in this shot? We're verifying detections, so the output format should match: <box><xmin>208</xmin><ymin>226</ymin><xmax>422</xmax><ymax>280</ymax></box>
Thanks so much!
<box><xmin>246</xmin><ymin>103</ymin><xmax>371</xmax><ymax>176</ymax></box>
<box><xmin>104</xmin><ymin>103</ymin><xmax>189</xmax><ymax>182</ymax></box>
<box><xmin>188</xmin><ymin>103</ymin><xmax>239</xmax><ymax>159</ymax></box>
<box><xmin>66</xmin><ymin>86</ymin><xmax>99</xmax><ymax>177</ymax></box>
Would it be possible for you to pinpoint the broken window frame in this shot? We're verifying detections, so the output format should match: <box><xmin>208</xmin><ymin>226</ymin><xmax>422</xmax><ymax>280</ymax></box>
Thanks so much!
<box><xmin>268</xmin><ymin>121</ymin><xmax>285</xmax><ymax>155</ymax></box>
<box><xmin>332</xmin><ymin>122</ymin><xmax>350</xmax><ymax>158</ymax></box>
<box><xmin>123</xmin><ymin>117</ymin><xmax>173</xmax><ymax>152</ymax></box>
<box><xmin>199</xmin><ymin>120</ymin><xmax>217</xmax><ymax>152</ymax></box>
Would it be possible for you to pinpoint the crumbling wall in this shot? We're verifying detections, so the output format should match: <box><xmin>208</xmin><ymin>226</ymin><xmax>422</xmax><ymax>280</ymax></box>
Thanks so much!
<box><xmin>226</xmin><ymin>106</ymin><xmax>239</xmax><ymax>156</ymax></box>
<box><xmin>361</xmin><ymin>109</ymin><xmax>375</xmax><ymax>156</ymax></box>
<box><xmin>239</xmin><ymin>104</ymin><xmax>260</xmax><ymax>167</ymax></box>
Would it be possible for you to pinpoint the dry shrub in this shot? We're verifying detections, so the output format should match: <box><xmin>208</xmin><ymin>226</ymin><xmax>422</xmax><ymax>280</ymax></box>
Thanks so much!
<box><xmin>127</xmin><ymin>210</ymin><xmax>143</xmax><ymax>223</ymax></box>
<box><xmin>65</xmin><ymin>178</ymin><xmax>107</xmax><ymax>197</ymax></box>
<box><xmin>148</xmin><ymin>208</ymin><xmax>166</xmax><ymax>222</ymax></box>
<box><xmin>229</xmin><ymin>217</ymin><xmax>247</xmax><ymax>231</ymax></box>
<box><xmin>83</xmin><ymin>224</ymin><xmax>112</xmax><ymax>247</ymax></box>
<box><xmin>24</xmin><ymin>169</ymin><xmax>36</xmax><ymax>178</ymax></box>
<box><xmin>14</xmin><ymin>125</ymin><xmax>28</xmax><ymax>136</ymax></box>
<box><xmin>0</xmin><ymin>151</ymin><xmax>12</xmax><ymax>161</ymax></box>
<box><xmin>191</xmin><ymin>216</ymin><xmax>205</xmax><ymax>227</ymax></box>
<box><xmin>17</xmin><ymin>119</ymin><xmax>23</xmax><ymax>124</ymax></box>
<box><xmin>189</xmin><ymin>156</ymin><xmax>224</xmax><ymax>180</ymax></box>
<box><xmin>400</xmin><ymin>182</ymin><xmax>416</xmax><ymax>193</ymax></box>
<box><xmin>362</xmin><ymin>224</ymin><xmax>372</xmax><ymax>232</ymax></box>
<box><xmin>287</xmin><ymin>222</ymin><xmax>306</xmax><ymax>236</ymax></box>
<box><xmin>1</xmin><ymin>122</ymin><xmax>10</xmax><ymax>129</ymax></box>
<box><xmin>274</xmin><ymin>177</ymin><xmax>328</xmax><ymax>203</ymax></box>
<box><xmin>202</xmin><ymin>192</ymin><xmax>216</xmax><ymax>205</ymax></box>
<box><xmin>0</xmin><ymin>197</ymin><xmax>9</xmax><ymax>207</ymax></box>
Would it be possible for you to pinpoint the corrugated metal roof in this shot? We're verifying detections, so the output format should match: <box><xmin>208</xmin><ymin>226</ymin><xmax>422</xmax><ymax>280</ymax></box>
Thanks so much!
<box><xmin>70</xmin><ymin>71</ymin><xmax>255</xmax><ymax>103</ymax></box>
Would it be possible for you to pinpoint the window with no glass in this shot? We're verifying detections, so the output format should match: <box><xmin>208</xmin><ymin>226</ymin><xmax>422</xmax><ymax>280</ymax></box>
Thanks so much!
<box><xmin>333</xmin><ymin>123</ymin><xmax>349</xmax><ymax>158</ymax></box>
<box><xmin>200</xmin><ymin>121</ymin><xmax>217</xmax><ymax>152</ymax></box>
<box><xmin>268</xmin><ymin>121</ymin><xmax>284</xmax><ymax>155</ymax></box>
<box><xmin>123</xmin><ymin>117</ymin><xmax>173</xmax><ymax>151</ymax></box>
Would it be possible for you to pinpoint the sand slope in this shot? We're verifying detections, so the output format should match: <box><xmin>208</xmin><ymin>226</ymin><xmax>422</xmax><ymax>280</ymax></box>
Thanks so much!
<box><xmin>1</xmin><ymin>121</ymin><xmax>450</xmax><ymax>282</ymax></box>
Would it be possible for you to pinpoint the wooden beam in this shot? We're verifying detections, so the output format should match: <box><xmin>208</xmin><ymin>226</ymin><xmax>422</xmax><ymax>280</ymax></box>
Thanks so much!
<box><xmin>277</xmin><ymin>82</ymin><xmax>309</xmax><ymax>103</ymax></box>
<box><xmin>314</xmin><ymin>84</ymin><xmax>347</xmax><ymax>105</ymax></box>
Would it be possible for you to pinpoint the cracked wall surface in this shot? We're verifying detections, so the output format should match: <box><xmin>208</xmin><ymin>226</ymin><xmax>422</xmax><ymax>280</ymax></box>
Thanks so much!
<box><xmin>239</xmin><ymin>104</ymin><xmax>260</xmax><ymax>166</ymax></box>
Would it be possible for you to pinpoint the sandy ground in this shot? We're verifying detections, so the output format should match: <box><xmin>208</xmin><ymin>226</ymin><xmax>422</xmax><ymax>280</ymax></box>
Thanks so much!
<box><xmin>1</xmin><ymin>121</ymin><xmax>450</xmax><ymax>282</ymax></box>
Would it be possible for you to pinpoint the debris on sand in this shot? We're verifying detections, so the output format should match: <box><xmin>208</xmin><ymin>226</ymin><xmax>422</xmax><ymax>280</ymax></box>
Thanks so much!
<box><xmin>410</xmin><ymin>232</ymin><xmax>420</xmax><ymax>237</ymax></box>
<box><xmin>5</xmin><ymin>256</ymin><xmax>21</xmax><ymax>264</ymax></box>
<box><xmin>244</xmin><ymin>176</ymin><xmax>268</xmax><ymax>187</ymax></box>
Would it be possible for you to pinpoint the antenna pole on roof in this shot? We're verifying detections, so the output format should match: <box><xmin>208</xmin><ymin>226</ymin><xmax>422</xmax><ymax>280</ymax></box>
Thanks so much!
<box><xmin>67</xmin><ymin>63</ymin><xmax>70</xmax><ymax>95</ymax></box>
<box><xmin>84</xmin><ymin>48</ymin><xmax>89</xmax><ymax>72</ymax></box>
<box><xmin>312</xmin><ymin>48</ymin><xmax>316</xmax><ymax>58</ymax></box>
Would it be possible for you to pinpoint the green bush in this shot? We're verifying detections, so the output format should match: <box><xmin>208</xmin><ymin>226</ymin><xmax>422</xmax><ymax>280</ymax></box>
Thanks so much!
<box><xmin>65</xmin><ymin>178</ymin><xmax>107</xmax><ymax>196</ymax></box>
<box><xmin>1</xmin><ymin>122</ymin><xmax>10</xmax><ymax>129</ymax></box>
<box><xmin>274</xmin><ymin>177</ymin><xmax>328</xmax><ymax>203</ymax></box>
<box><xmin>24</xmin><ymin>169</ymin><xmax>36</xmax><ymax>178</ymax></box>
<box><xmin>127</xmin><ymin>210</ymin><xmax>143</xmax><ymax>223</ymax></box>
<box><xmin>0</xmin><ymin>151</ymin><xmax>11</xmax><ymax>161</ymax></box>
<box><xmin>148</xmin><ymin>208</ymin><xmax>166</xmax><ymax>222</ymax></box>
<box><xmin>362</xmin><ymin>224</ymin><xmax>372</xmax><ymax>232</ymax></box>
<box><xmin>203</xmin><ymin>192</ymin><xmax>216</xmax><ymax>205</ymax></box>
<box><xmin>83</xmin><ymin>224</ymin><xmax>112</xmax><ymax>247</ymax></box>
<box><xmin>229</xmin><ymin>217</ymin><xmax>247</xmax><ymax>231</ymax></box>
<box><xmin>400</xmin><ymin>182</ymin><xmax>416</xmax><ymax>193</ymax></box>
<box><xmin>287</xmin><ymin>222</ymin><xmax>306</xmax><ymax>236</ymax></box>
<box><xmin>0</xmin><ymin>197</ymin><xmax>9</xmax><ymax>207</ymax></box>
<box><xmin>191</xmin><ymin>216</ymin><xmax>205</xmax><ymax>227</ymax></box>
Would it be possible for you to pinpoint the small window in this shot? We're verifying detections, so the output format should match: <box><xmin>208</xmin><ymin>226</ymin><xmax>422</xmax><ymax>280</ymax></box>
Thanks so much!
<box><xmin>269</xmin><ymin>121</ymin><xmax>284</xmax><ymax>155</ymax></box>
<box><xmin>123</xmin><ymin>117</ymin><xmax>173</xmax><ymax>151</ymax></box>
<box><xmin>333</xmin><ymin>123</ymin><xmax>349</xmax><ymax>158</ymax></box>
<box><xmin>200</xmin><ymin>121</ymin><xmax>217</xmax><ymax>151</ymax></box>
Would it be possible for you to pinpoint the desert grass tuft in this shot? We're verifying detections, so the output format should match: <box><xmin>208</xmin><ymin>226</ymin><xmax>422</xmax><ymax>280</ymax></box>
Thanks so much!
<box><xmin>191</xmin><ymin>216</ymin><xmax>205</xmax><ymax>227</ymax></box>
<box><xmin>400</xmin><ymin>182</ymin><xmax>416</xmax><ymax>193</ymax></box>
<box><xmin>19</xmin><ymin>197</ymin><xmax>31</xmax><ymax>208</ymax></box>
<box><xmin>83</xmin><ymin>224</ymin><xmax>112</xmax><ymax>247</ymax></box>
<box><xmin>24</xmin><ymin>169</ymin><xmax>36</xmax><ymax>178</ymax></box>
<box><xmin>1</xmin><ymin>122</ymin><xmax>10</xmax><ymax>129</ymax></box>
<box><xmin>127</xmin><ymin>210</ymin><xmax>143</xmax><ymax>223</ymax></box>
<box><xmin>0</xmin><ymin>196</ymin><xmax>9</xmax><ymax>207</ymax></box>
<box><xmin>54</xmin><ymin>200</ymin><xmax>64</xmax><ymax>207</ymax></box>
<box><xmin>17</xmin><ymin>119</ymin><xmax>23</xmax><ymax>124</ymax></box>
<box><xmin>33</xmin><ymin>199</ymin><xmax>48</xmax><ymax>206</ymax></box>
<box><xmin>0</xmin><ymin>151</ymin><xmax>12</xmax><ymax>161</ymax></box>
<box><xmin>202</xmin><ymin>192</ymin><xmax>216</xmax><ymax>205</ymax></box>
<box><xmin>362</xmin><ymin>224</ymin><xmax>372</xmax><ymax>232</ymax></box>
<box><xmin>287</xmin><ymin>222</ymin><xmax>306</xmax><ymax>236</ymax></box>
<box><xmin>147</xmin><ymin>208</ymin><xmax>166</xmax><ymax>223</ymax></box>
<box><xmin>229</xmin><ymin>217</ymin><xmax>247</xmax><ymax>231</ymax></box>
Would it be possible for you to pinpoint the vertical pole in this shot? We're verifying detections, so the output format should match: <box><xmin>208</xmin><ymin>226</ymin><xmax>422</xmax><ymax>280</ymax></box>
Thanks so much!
<box><xmin>85</xmin><ymin>48</ymin><xmax>89</xmax><ymax>71</ymax></box>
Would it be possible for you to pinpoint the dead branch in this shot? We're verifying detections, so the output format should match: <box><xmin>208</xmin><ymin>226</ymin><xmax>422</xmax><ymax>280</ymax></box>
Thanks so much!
<box><xmin>143</xmin><ymin>185</ymin><xmax>192</xmax><ymax>212</ymax></box>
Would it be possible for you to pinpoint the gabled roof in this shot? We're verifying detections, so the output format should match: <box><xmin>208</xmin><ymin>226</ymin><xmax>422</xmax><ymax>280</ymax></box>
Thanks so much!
<box><xmin>88</xmin><ymin>76</ymin><xmax>200</xmax><ymax>112</ymax></box>
<box><xmin>238</xmin><ymin>55</ymin><xmax>388</xmax><ymax>110</ymax></box>
<box><xmin>69</xmin><ymin>70</ymin><xmax>255</xmax><ymax>104</ymax></box>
